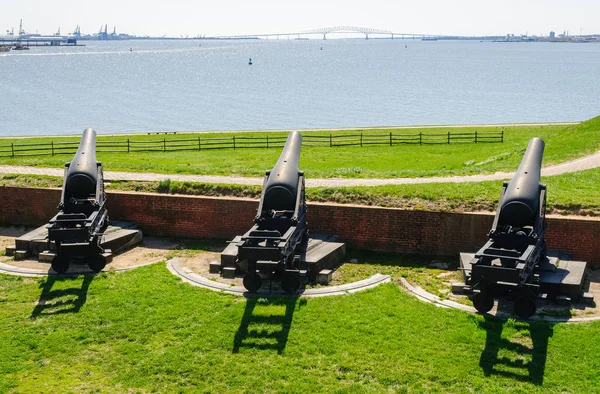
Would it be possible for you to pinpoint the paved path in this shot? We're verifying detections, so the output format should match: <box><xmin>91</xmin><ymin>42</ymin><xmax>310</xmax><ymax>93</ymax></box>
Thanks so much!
<box><xmin>1</xmin><ymin>150</ymin><xmax>599</xmax><ymax>187</ymax></box>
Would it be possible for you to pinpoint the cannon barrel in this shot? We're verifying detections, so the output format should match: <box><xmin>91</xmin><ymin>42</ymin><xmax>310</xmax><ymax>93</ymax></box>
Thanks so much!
<box><xmin>498</xmin><ymin>137</ymin><xmax>545</xmax><ymax>227</ymax></box>
<box><xmin>65</xmin><ymin>128</ymin><xmax>99</xmax><ymax>199</ymax></box>
<box><xmin>263</xmin><ymin>131</ymin><xmax>302</xmax><ymax>211</ymax></box>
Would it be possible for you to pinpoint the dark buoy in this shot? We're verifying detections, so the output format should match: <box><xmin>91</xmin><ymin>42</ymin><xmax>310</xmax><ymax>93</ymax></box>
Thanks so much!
<box><xmin>248</xmin><ymin>57</ymin><xmax>253</xmax><ymax>65</ymax></box>
<box><xmin>320</xmin><ymin>46</ymin><xmax>322</xmax><ymax>50</ymax></box>
<box><xmin>130</xmin><ymin>47</ymin><xmax>132</xmax><ymax>52</ymax></box>
<box><xmin>405</xmin><ymin>45</ymin><xmax>407</xmax><ymax>48</ymax></box>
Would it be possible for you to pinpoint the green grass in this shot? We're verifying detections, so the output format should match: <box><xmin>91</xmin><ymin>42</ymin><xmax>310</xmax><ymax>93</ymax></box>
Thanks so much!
<box><xmin>0</xmin><ymin>116</ymin><xmax>599</xmax><ymax>178</ymax></box>
<box><xmin>309</xmin><ymin>166</ymin><xmax>600</xmax><ymax>215</ymax></box>
<box><xmin>329</xmin><ymin>249</ymin><xmax>462</xmax><ymax>298</ymax></box>
<box><xmin>1</xmin><ymin>264</ymin><xmax>599</xmax><ymax>393</ymax></box>
<box><xmin>4</xmin><ymin>165</ymin><xmax>600</xmax><ymax>216</ymax></box>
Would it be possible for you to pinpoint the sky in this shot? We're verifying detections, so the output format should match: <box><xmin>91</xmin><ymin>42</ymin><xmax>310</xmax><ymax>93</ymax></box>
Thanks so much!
<box><xmin>1</xmin><ymin>0</ymin><xmax>599</xmax><ymax>37</ymax></box>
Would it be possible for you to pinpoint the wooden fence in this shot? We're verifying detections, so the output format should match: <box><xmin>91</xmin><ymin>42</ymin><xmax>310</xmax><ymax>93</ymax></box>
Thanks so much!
<box><xmin>0</xmin><ymin>130</ymin><xmax>503</xmax><ymax>158</ymax></box>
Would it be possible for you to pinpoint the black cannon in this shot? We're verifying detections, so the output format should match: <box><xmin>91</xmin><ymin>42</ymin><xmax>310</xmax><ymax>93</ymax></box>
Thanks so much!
<box><xmin>47</xmin><ymin>128</ymin><xmax>109</xmax><ymax>274</ymax></box>
<box><xmin>236</xmin><ymin>131</ymin><xmax>308</xmax><ymax>294</ymax></box>
<box><xmin>468</xmin><ymin>138</ymin><xmax>547</xmax><ymax>318</ymax></box>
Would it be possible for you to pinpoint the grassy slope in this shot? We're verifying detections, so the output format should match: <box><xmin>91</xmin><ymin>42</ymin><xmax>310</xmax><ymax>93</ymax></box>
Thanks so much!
<box><xmin>4</xmin><ymin>165</ymin><xmax>600</xmax><ymax>215</ymax></box>
<box><xmin>309</xmin><ymin>167</ymin><xmax>600</xmax><ymax>215</ymax></box>
<box><xmin>0</xmin><ymin>265</ymin><xmax>598</xmax><ymax>393</ymax></box>
<box><xmin>0</xmin><ymin>116</ymin><xmax>599</xmax><ymax>178</ymax></box>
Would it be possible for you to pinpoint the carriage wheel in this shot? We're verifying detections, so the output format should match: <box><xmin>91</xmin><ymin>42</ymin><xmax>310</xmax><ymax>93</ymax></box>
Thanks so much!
<box><xmin>514</xmin><ymin>297</ymin><xmax>537</xmax><ymax>319</ymax></box>
<box><xmin>88</xmin><ymin>254</ymin><xmax>107</xmax><ymax>273</ymax></box>
<box><xmin>51</xmin><ymin>255</ymin><xmax>70</xmax><ymax>274</ymax></box>
<box><xmin>473</xmin><ymin>292</ymin><xmax>494</xmax><ymax>314</ymax></box>
<box><xmin>281</xmin><ymin>272</ymin><xmax>301</xmax><ymax>295</ymax></box>
<box><xmin>243</xmin><ymin>272</ymin><xmax>262</xmax><ymax>293</ymax></box>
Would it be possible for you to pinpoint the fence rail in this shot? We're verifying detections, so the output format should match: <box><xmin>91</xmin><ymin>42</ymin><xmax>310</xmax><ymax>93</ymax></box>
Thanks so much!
<box><xmin>0</xmin><ymin>130</ymin><xmax>503</xmax><ymax>158</ymax></box>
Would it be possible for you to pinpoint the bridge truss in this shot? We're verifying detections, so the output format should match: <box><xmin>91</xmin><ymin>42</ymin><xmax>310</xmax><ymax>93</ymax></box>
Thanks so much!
<box><xmin>301</xmin><ymin>26</ymin><xmax>393</xmax><ymax>39</ymax></box>
<box><xmin>212</xmin><ymin>26</ymin><xmax>445</xmax><ymax>40</ymax></box>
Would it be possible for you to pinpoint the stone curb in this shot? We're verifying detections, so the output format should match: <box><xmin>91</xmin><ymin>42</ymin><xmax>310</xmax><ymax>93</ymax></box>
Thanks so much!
<box><xmin>167</xmin><ymin>257</ymin><xmax>390</xmax><ymax>297</ymax></box>
<box><xmin>0</xmin><ymin>259</ymin><xmax>161</xmax><ymax>277</ymax></box>
<box><xmin>399</xmin><ymin>277</ymin><xmax>600</xmax><ymax>324</ymax></box>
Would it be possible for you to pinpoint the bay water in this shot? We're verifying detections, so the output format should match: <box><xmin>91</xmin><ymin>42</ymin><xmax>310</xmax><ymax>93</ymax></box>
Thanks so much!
<box><xmin>1</xmin><ymin>39</ymin><xmax>599</xmax><ymax>136</ymax></box>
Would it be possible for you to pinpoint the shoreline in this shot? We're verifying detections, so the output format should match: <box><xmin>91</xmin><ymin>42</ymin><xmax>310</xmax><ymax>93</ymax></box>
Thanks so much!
<box><xmin>0</xmin><ymin>121</ymin><xmax>580</xmax><ymax>140</ymax></box>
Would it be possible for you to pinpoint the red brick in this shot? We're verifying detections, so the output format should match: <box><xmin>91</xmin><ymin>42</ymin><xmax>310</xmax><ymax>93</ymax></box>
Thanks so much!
<box><xmin>0</xmin><ymin>186</ymin><xmax>598</xmax><ymax>267</ymax></box>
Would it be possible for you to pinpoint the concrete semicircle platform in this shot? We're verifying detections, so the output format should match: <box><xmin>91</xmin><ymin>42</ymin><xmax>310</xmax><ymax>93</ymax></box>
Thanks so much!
<box><xmin>399</xmin><ymin>277</ymin><xmax>600</xmax><ymax>324</ymax></box>
<box><xmin>0</xmin><ymin>234</ymin><xmax>177</xmax><ymax>277</ymax></box>
<box><xmin>0</xmin><ymin>259</ymin><xmax>161</xmax><ymax>277</ymax></box>
<box><xmin>167</xmin><ymin>257</ymin><xmax>391</xmax><ymax>298</ymax></box>
<box><xmin>6</xmin><ymin>221</ymin><xmax>143</xmax><ymax>262</ymax></box>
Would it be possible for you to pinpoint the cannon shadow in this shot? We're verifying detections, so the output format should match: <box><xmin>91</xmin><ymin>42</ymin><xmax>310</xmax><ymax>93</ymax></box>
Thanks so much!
<box><xmin>30</xmin><ymin>274</ymin><xmax>95</xmax><ymax>318</ymax></box>
<box><xmin>478</xmin><ymin>314</ymin><xmax>553</xmax><ymax>385</ymax></box>
<box><xmin>232</xmin><ymin>296</ymin><xmax>304</xmax><ymax>354</ymax></box>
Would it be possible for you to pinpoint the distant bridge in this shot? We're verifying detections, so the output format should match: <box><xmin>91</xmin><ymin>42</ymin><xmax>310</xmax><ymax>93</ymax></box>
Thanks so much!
<box><xmin>209</xmin><ymin>26</ymin><xmax>453</xmax><ymax>40</ymax></box>
<box><xmin>301</xmin><ymin>26</ymin><xmax>393</xmax><ymax>39</ymax></box>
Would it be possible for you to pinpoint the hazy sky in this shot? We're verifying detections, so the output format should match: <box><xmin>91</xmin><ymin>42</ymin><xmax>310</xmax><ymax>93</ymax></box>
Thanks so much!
<box><xmin>1</xmin><ymin>0</ymin><xmax>598</xmax><ymax>37</ymax></box>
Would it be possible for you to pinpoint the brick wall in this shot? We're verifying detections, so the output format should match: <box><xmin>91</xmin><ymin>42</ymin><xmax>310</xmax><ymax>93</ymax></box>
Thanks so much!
<box><xmin>1</xmin><ymin>186</ymin><xmax>598</xmax><ymax>266</ymax></box>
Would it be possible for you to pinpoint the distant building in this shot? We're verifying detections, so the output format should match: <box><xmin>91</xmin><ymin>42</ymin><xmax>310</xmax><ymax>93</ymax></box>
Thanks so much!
<box><xmin>549</xmin><ymin>31</ymin><xmax>556</xmax><ymax>39</ymax></box>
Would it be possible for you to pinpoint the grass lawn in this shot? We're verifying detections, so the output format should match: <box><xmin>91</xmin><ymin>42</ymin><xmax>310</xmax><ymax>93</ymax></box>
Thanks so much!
<box><xmin>1</xmin><ymin>263</ymin><xmax>599</xmax><ymax>393</ymax></box>
<box><xmin>0</xmin><ymin>116</ymin><xmax>599</xmax><ymax>178</ymax></box>
<box><xmin>307</xmin><ymin>166</ymin><xmax>600</xmax><ymax>215</ymax></box>
<box><xmin>326</xmin><ymin>249</ymin><xmax>463</xmax><ymax>298</ymax></box>
<box><xmin>4</xmin><ymin>165</ymin><xmax>600</xmax><ymax>216</ymax></box>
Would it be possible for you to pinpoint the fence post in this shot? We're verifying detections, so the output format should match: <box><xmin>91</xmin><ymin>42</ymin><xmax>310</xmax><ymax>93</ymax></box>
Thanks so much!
<box><xmin>11</xmin><ymin>143</ymin><xmax>14</xmax><ymax>158</ymax></box>
<box><xmin>127</xmin><ymin>139</ymin><xmax>130</xmax><ymax>153</ymax></box>
<box><xmin>51</xmin><ymin>141</ymin><xmax>54</xmax><ymax>156</ymax></box>
<box><xmin>329</xmin><ymin>134</ymin><xmax>332</xmax><ymax>147</ymax></box>
<box><xmin>501</xmin><ymin>130</ymin><xmax>504</xmax><ymax>143</ymax></box>
<box><xmin>198</xmin><ymin>136</ymin><xmax>201</xmax><ymax>151</ymax></box>
<box><xmin>233</xmin><ymin>136</ymin><xmax>236</xmax><ymax>150</ymax></box>
<box><xmin>360</xmin><ymin>133</ymin><xmax>363</xmax><ymax>147</ymax></box>
<box><xmin>163</xmin><ymin>138</ymin><xmax>166</xmax><ymax>152</ymax></box>
<box><xmin>447</xmin><ymin>131</ymin><xmax>450</xmax><ymax>144</ymax></box>
<box><xmin>266</xmin><ymin>135</ymin><xmax>269</xmax><ymax>149</ymax></box>
<box><xmin>389</xmin><ymin>132</ymin><xmax>392</xmax><ymax>146</ymax></box>
<box><xmin>475</xmin><ymin>131</ymin><xmax>478</xmax><ymax>143</ymax></box>
<box><xmin>419</xmin><ymin>132</ymin><xmax>422</xmax><ymax>145</ymax></box>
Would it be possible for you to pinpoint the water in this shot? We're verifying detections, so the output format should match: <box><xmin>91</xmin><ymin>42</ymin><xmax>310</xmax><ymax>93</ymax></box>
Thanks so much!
<box><xmin>1</xmin><ymin>39</ymin><xmax>599</xmax><ymax>136</ymax></box>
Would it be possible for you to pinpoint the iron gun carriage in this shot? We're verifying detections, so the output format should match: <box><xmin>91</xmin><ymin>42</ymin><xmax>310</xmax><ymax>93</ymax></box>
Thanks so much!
<box><xmin>236</xmin><ymin>131</ymin><xmax>308</xmax><ymax>294</ymax></box>
<box><xmin>467</xmin><ymin>137</ymin><xmax>547</xmax><ymax>318</ymax></box>
<box><xmin>47</xmin><ymin>128</ymin><xmax>109</xmax><ymax>273</ymax></box>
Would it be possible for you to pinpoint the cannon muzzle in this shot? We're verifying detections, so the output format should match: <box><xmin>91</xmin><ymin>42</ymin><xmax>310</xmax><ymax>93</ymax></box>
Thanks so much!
<box><xmin>263</xmin><ymin>131</ymin><xmax>303</xmax><ymax>211</ymax></box>
<box><xmin>498</xmin><ymin>137</ymin><xmax>545</xmax><ymax>227</ymax></box>
<box><xmin>65</xmin><ymin>128</ymin><xmax>99</xmax><ymax>199</ymax></box>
